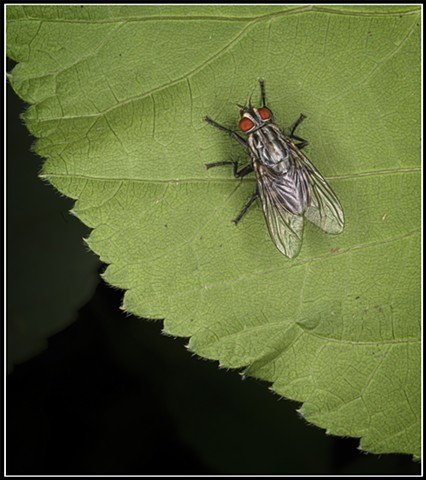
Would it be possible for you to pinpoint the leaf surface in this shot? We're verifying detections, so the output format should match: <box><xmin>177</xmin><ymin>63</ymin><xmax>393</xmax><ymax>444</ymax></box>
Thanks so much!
<box><xmin>7</xmin><ymin>5</ymin><xmax>421</xmax><ymax>457</ymax></box>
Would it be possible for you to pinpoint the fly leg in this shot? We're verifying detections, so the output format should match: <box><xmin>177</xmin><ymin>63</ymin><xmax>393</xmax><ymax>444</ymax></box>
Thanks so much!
<box><xmin>289</xmin><ymin>114</ymin><xmax>309</xmax><ymax>150</ymax></box>
<box><xmin>204</xmin><ymin>107</ymin><xmax>257</xmax><ymax>224</ymax></box>
<box><xmin>204</xmin><ymin>116</ymin><xmax>247</xmax><ymax>147</ymax></box>
<box><xmin>205</xmin><ymin>161</ymin><xmax>256</xmax><ymax>223</ymax></box>
<box><xmin>233</xmin><ymin>192</ymin><xmax>259</xmax><ymax>225</ymax></box>
<box><xmin>290</xmin><ymin>113</ymin><xmax>306</xmax><ymax>135</ymax></box>
<box><xmin>205</xmin><ymin>161</ymin><xmax>253</xmax><ymax>179</ymax></box>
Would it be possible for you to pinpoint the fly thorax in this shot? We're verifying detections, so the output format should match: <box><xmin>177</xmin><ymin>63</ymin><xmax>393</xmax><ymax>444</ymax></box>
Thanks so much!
<box><xmin>249</xmin><ymin>127</ymin><xmax>291</xmax><ymax>172</ymax></box>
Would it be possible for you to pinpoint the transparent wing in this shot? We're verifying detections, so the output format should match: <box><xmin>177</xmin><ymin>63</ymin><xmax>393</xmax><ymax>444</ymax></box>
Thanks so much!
<box><xmin>292</xmin><ymin>147</ymin><xmax>345</xmax><ymax>234</ymax></box>
<box><xmin>253</xmin><ymin>139</ymin><xmax>343</xmax><ymax>258</ymax></box>
<box><xmin>256</xmin><ymin>165</ymin><xmax>304</xmax><ymax>259</ymax></box>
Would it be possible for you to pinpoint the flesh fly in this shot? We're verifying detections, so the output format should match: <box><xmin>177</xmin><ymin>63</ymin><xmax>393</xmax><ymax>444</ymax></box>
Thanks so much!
<box><xmin>204</xmin><ymin>80</ymin><xmax>344</xmax><ymax>259</ymax></box>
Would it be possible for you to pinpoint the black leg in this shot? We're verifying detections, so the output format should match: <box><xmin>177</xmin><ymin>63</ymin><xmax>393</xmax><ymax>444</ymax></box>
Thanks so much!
<box><xmin>204</xmin><ymin>116</ymin><xmax>247</xmax><ymax>147</ymax></box>
<box><xmin>233</xmin><ymin>192</ymin><xmax>259</xmax><ymax>225</ymax></box>
<box><xmin>290</xmin><ymin>113</ymin><xmax>306</xmax><ymax>136</ymax></box>
<box><xmin>233</xmin><ymin>163</ymin><xmax>254</xmax><ymax>178</ymax></box>
<box><xmin>291</xmin><ymin>135</ymin><xmax>309</xmax><ymax>150</ymax></box>
<box><xmin>289</xmin><ymin>114</ymin><xmax>308</xmax><ymax>149</ymax></box>
<box><xmin>259</xmin><ymin>79</ymin><xmax>266</xmax><ymax>107</ymax></box>
<box><xmin>205</xmin><ymin>161</ymin><xmax>254</xmax><ymax>178</ymax></box>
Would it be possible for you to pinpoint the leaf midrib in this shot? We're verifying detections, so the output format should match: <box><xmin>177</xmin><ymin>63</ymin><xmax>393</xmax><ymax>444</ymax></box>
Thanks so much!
<box><xmin>7</xmin><ymin>5</ymin><xmax>421</xmax><ymax>25</ymax></box>
<box><xmin>41</xmin><ymin>167</ymin><xmax>421</xmax><ymax>185</ymax></box>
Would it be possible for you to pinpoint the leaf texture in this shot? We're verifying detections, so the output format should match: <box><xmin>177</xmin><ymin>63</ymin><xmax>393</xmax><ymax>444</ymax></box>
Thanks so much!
<box><xmin>7</xmin><ymin>5</ymin><xmax>421</xmax><ymax>457</ymax></box>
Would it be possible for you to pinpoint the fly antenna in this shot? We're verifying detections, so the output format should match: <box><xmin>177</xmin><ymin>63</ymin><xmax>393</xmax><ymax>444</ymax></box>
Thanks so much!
<box><xmin>259</xmin><ymin>79</ymin><xmax>266</xmax><ymax>107</ymax></box>
<box><xmin>247</xmin><ymin>94</ymin><xmax>253</xmax><ymax>109</ymax></box>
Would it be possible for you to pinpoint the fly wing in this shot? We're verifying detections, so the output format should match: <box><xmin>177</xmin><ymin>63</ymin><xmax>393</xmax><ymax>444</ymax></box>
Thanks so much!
<box><xmin>255</xmin><ymin>163</ymin><xmax>305</xmax><ymax>259</ymax></box>
<box><xmin>292</xmin><ymin>148</ymin><xmax>344</xmax><ymax>234</ymax></box>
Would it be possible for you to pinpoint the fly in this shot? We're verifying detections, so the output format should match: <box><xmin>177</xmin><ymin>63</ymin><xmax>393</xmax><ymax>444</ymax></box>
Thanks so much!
<box><xmin>204</xmin><ymin>79</ymin><xmax>344</xmax><ymax>259</ymax></box>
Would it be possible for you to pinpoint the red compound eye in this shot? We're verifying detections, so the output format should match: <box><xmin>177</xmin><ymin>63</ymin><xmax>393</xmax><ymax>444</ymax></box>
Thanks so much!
<box><xmin>258</xmin><ymin>107</ymin><xmax>272</xmax><ymax>120</ymax></box>
<box><xmin>239</xmin><ymin>117</ymin><xmax>255</xmax><ymax>132</ymax></box>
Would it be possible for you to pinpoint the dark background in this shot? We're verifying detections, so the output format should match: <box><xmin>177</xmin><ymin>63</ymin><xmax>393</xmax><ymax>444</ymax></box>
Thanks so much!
<box><xmin>6</xmin><ymin>62</ymin><xmax>421</xmax><ymax>475</ymax></box>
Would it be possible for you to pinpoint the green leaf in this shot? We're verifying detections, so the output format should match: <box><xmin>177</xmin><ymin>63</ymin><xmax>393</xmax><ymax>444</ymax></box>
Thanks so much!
<box><xmin>7</xmin><ymin>5</ymin><xmax>421</xmax><ymax>458</ymax></box>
